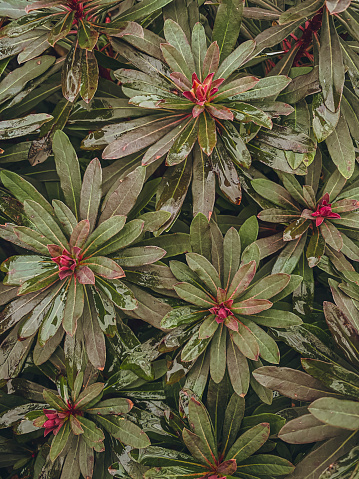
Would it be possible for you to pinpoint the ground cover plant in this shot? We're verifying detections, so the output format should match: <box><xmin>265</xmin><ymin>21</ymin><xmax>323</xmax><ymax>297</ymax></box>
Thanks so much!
<box><xmin>2</xmin><ymin>0</ymin><xmax>359</xmax><ymax>478</ymax></box>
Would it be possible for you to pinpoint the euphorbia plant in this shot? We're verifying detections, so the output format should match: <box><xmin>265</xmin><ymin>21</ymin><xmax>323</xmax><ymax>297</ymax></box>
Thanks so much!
<box><xmin>240</xmin><ymin>0</ymin><xmax>359</xmax><ymax>179</ymax></box>
<box><xmin>0</xmin><ymin>0</ymin><xmax>173</xmax><ymax>101</ymax></box>
<box><xmin>252</xmin><ymin>157</ymin><xmax>359</xmax><ymax>271</ymax></box>
<box><xmin>0</xmin><ymin>131</ymin><xmax>170</xmax><ymax>377</ymax></box>
<box><xmin>0</xmin><ymin>371</ymin><xmax>150</xmax><ymax>479</ymax></box>
<box><xmin>158</xmin><ymin>213</ymin><xmax>302</xmax><ymax>401</ymax></box>
<box><xmin>132</xmin><ymin>391</ymin><xmax>295</xmax><ymax>478</ymax></box>
<box><xmin>253</xmin><ymin>299</ymin><xmax>359</xmax><ymax>478</ymax></box>
<box><xmin>81</xmin><ymin>12</ymin><xmax>313</xmax><ymax>228</ymax></box>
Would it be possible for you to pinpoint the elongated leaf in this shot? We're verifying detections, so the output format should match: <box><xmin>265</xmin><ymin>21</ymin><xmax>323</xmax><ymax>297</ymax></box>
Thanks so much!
<box><xmin>52</xmin><ymin>130</ymin><xmax>82</xmax><ymax>220</ymax></box>
<box><xmin>253</xmin><ymin>366</ymin><xmax>338</xmax><ymax>401</ymax></box>
<box><xmin>212</xmin><ymin>0</ymin><xmax>243</xmax><ymax>62</ymax></box>
<box><xmin>309</xmin><ymin>398</ymin><xmax>359</xmax><ymax>430</ymax></box>
<box><xmin>319</xmin><ymin>8</ymin><xmax>344</xmax><ymax>113</ymax></box>
<box><xmin>79</xmin><ymin>158</ymin><xmax>102</xmax><ymax>232</ymax></box>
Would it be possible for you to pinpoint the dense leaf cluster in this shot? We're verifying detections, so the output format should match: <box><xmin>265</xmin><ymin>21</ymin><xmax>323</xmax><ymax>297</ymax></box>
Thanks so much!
<box><xmin>1</xmin><ymin>0</ymin><xmax>359</xmax><ymax>478</ymax></box>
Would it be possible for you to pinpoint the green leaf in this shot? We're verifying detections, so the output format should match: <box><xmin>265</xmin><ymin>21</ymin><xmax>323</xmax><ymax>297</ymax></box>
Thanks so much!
<box><xmin>38</xmin><ymin>284</ymin><xmax>67</xmax><ymax>345</ymax></box>
<box><xmin>164</xmin><ymin>19</ymin><xmax>195</xmax><ymax>75</ymax></box>
<box><xmin>50</xmin><ymin>421</ymin><xmax>71</xmax><ymax>461</ymax></box>
<box><xmin>0</xmin><ymin>55</ymin><xmax>55</xmax><ymax>104</ymax></box>
<box><xmin>236</xmin><ymin>454</ymin><xmax>294</xmax><ymax>476</ymax></box>
<box><xmin>75</xmin><ymin>382</ymin><xmax>104</xmax><ymax>409</ymax></box>
<box><xmin>320</xmin><ymin>221</ymin><xmax>343</xmax><ymax>251</ymax></box>
<box><xmin>279</xmin><ymin>0</ymin><xmax>324</xmax><ymax>24</ymax></box>
<box><xmin>24</xmin><ymin>200</ymin><xmax>69</xmax><ymax>250</ymax></box>
<box><xmin>95</xmin><ymin>277</ymin><xmax>137</xmax><ymax>311</ymax></box>
<box><xmin>239</xmin><ymin>317</ymin><xmax>280</xmax><ymax>364</ymax></box>
<box><xmin>251</xmin><ymin>309</ymin><xmax>302</xmax><ymax>328</ymax></box>
<box><xmin>52</xmin><ymin>130</ymin><xmax>82</xmax><ymax>220</ymax></box>
<box><xmin>87</xmin><ymin>398</ymin><xmax>132</xmax><ymax>416</ymax></box>
<box><xmin>96</xmin><ymin>415</ymin><xmax>150</xmax><ymax>448</ymax></box>
<box><xmin>186</xmin><ymin>253</ymin><xmax>221</xmax><ymax>296</ymax></box>
<box><xmin>174</xmin><ymin>282</ymin><xmax>214</xmax><ymax>308</ymax></box>
<box><xmin>166</xmin><ymin>117</ymin><xmax>198</xmax><ymax>166</ymax></box>
<box><xmin>62</xmin><ymin>277</ymin><xmax>84</xmax><ymax>336</ymax></box>
<box><xmin>278</xmin><ymin>414</ymin><xmax>343</xmax><ymax>444</ymax></box>
<box><xmin>210</xmin><ymin>323</ymin><xmax>227</xmax><ymax>383</ymax></box>
<box><xmin>80</xmin><ymin>49</ymin><xmax>99</xmax><ymax>103</ymax></box>
<box><xmin>325</xmin><ymin>113</ymin><xmax>355</xmax><ymax>179</ymax></box>
<box><xmin>230</xmin><ymin>322</ymin><xmax>260</xmax><ymax>360</ymax></box>
<box><xmin>181</xmin><ymin>332</ymin><xmax>211</xmax><ymax>362</ymax></box>
<box><xmin>182</xmin><ymin>428</ymin><xmax>214</xmax><ymax>466</ymax></box>
<box><xmin>227</xmin><ymin>261</ymin><xmax>256</xmax><ymax>301</ymax></box>
<box><xmin>251</xmin><ymin>178</ymin><xmax>298</xmax><ymax>210</ymax></box>
<box><xmin>241</xmin><ymin>274</ymin><xmax>290</xmax><ymax>301</ymax></box>
<box><xmin>199</xmin><ymin>314</ymin><xmax>218</xmax><ymax>339</ymax></box>
<box><xmin>198</xmin><ymin>111</ymin><xmax>216</xmax><ymax>156</ymax></box>
<box><xmin>221</xmin><ymin>392</ymin><xmax>245</xmax><ymax>456</ymax></box>
<box><xmin>283</xmin><ymin>218</ymin><xmax>311</xmax><ymax>242</ymax></box>
<box><xmin>212</xmin><ymin>0</ymin><xmax>244</xmax><ymax>62</ymax></box>
<box><xmin>191</xmin><ymin>22</ymin><xmax>207</xmax><ymax>79</ymax></box>
<box><xmin>253</xmin><ymin>366</ymin><xmax>337</xmax><ymax>401</ymax></box>
<box><xmin>190</xmin><ymin>213</ymin><xmax>212</xmax><ymax>261</ymax></box>
<box><xmin>62</xmin><ymin>40</ymin><xmax>82</xmax><ymax>102</ymax></box>
<box><xmin>82</xmin><ymin>257</ymin><xmax>124</xmax><ymax>280</ymax></box>
<box><xmin>100</xmin><ymin>166</ymin><xmax>145</xmax><ymax>223</ymax></box>
<box><xmin>82</xmin><ymin>215</ymin><xmax>126</xmax><ymax>257</ymax></box>
<box><xmin>43</xmin><ymin>389</ymin><xmax>67</xmax><ymax>410</ymax></box>
<box><xmin>227</xmin><ymin>334</ymin><xmax>250</xmax><ymax>396</ymax></box>
<box><xmin>79</xmin><ymin>158</ymin><xmax>102</xmax><ymax>233</ymax></box>
<box><xmin>215</xmin><ymin>40</ymin><xmax>255</xmax><ymax>80</ymax></box>
<box><xmin>78</xmin><ymin>19</ymin><xmax>98</xmax><ymax>50</ymax></box>
<box><xmin>232</xmin><ymin>76</ymin><xmax>291</xmax><ymax>101</ymax></box>
<box><xmin>226</xmin><ymin>422</ymin><xmax>270</xmax><ymax>462</ymax></box>
<box><xmin>188</xmin><ymin>397</ymin><xmax>217</xmax><ymax>462</ymax></box>
<box><xmin>309</xmin><ymin>398</ymin><xmax>359</xmax><ymax>430</ymax></box>
<box><xmin>117</xmin><ymin>0</ymin><xmax>174</xmax><ymax>22</ymax></box>
<box><xmin>319</xmin><ymin>8</ymin><xmax>344</xmax><ymax>113</ymax></box>
<box><xmin>302</xmin><ymin>358</ymin><xmax>359</xmax><ymax>398</ymax></box>
<box><xmin>223</xmin><ymin>227</ymin><xmax>241</xmax><ymax>290</ymax></box>
<box><xmin>77</xmin><ymin>416</ymin><xmax>104</xmax><ymax>444</ymax></box>
<box><xmin>0</xmin><ymin>170</ymin><xmax>53</xmax><ymax>216</ymax></box>
<box><xmin>48</xmin><ymin>11</ymin><xmax>74</xmax><ymax>45</ymax></box>
<box><xmin>82</xmin><ymin>290</ymin><xmax>106</xmax><ymax>370</ymax></box>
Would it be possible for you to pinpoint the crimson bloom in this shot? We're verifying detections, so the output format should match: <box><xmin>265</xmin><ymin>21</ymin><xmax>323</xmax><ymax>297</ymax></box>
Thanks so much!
<box><xmin>209</xmin><ymin>299</ymin><xmax>234</xmax><ymax>324</ymax></box>
<box><xmin>42</xmin><ymin>409</ymin><xmax>66</xmax><ymax>437</ymax></box>
<box><xmin>311</xmin><ymin>193</ymin><xmax>341</xmax><ymax>226</ymax></box>
<box><xmin>49</xmin><ymin>244</ymin><xmax>95</xmax><ymax>284</ymax></box>
<box><xmin>181</xmin><ymin>72</ymin><xmax>233</xmax><ymax>120</ymax></box>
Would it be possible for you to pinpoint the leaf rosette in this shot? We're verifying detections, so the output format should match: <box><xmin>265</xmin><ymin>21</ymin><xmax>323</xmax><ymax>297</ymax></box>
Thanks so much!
<box><xmin>0</xmin><ymin>131</ymin><xmax>169</xmax><ymax>377</ymax></box>
<box><xmin>157</xmin><ymin>213</ymin><xmax>302</xmax><ymax>401</ymax></box>
<box><xmin>252</xmin><ymin>158</ymin><xmax>359</xmax><ymax>271</ymax></box>
<box><xmin>132</xmin><ymin>390</ymin><xmax>294</xmax><ymax>479</ymax></box>
<box><xmin>0</xmin><ymin>371</ymin><xmax>150</xmax><ymax>479</ymax></box>
<box><xmin>80</xmin><ymin>15</ymin><xmax>313</xmax><ymax>228</ymax></box>
<box><xmin>0</xmin><ymin>0</ymin><xmax>174</xmax><ymax>102</ymax></box>
<box><xmin>253</xmin><ymin>299</ymin><xmax>359</xmax><ymax>478</ymax></box>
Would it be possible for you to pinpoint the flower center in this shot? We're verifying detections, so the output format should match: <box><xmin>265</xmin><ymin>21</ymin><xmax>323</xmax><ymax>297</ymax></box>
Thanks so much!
<box><xmin>209</xmin><ymin>300</ymin><xmax>234</xmax><ymax>323</ymax></box>
<box><xmin>311</xmin><ymin>193</ymin><xmax>341</xmax><ymax>227</ymax></box>
<box><xmin>183</xmin><ymin>73</ymin><xmax>224</xmax><ymax>106</ymax></box>
<box><xmin>42</xmin><ymin>404</ymin><xmax>83</xmax><ymax>437</ymax></box>
<box><xmin>51</xmin><ymin>246</ymin><xmax>83</xmax><ymax>280</ymax></box>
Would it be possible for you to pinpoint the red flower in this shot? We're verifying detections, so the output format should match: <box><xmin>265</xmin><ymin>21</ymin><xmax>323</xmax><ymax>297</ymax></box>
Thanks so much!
<box><xmin>51</xmin><ymin>246</ymin><xmax>83</xmax><ymax>280</ymax></box>
<box><xmin>311</xmin><ymin>193</ymin><xmax>341</xmax><ymax>227</ymax></box>
<box><xmin>209</xmin><ymin>300</ymin><xmax>234</xmax><ymax>324</ymax></box>
<box><xmin>183</xmin><ymin>73</ymin><xmax>225</xmax><ymax>117</ymax></box>
<box><xmin>42</xmin><ymin>409</ymin><xmax>66</xmax><ymax>437</ymax></box>
<box><xmin>48</xmin><ymin>245</ymin><xmax>95</xmax><ymax>284</ymax></box>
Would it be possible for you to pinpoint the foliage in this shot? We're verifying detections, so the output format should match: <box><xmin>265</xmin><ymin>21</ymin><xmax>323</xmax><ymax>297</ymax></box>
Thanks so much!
<box><xmin>1</xmin><ymin>0</ymin><xmax>359</xmax><ymax>478</ymax></box>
